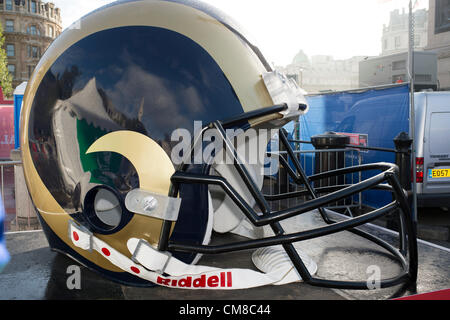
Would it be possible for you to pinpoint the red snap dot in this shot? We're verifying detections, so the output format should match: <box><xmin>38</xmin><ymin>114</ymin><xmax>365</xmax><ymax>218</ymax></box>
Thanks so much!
<box><xmin>72</xmin><ymin>231</ymin><xmax>79</xmax><ymax>241</ymax></box>
<box><xmin>101</xmin><ymin>248</ymin><xmax>111</xmax><ymax>256</ymax></box>
<box><xmin>130</xmin><ymin>266</ymin><xmax>140</xmax><ymax>274</ymax></box>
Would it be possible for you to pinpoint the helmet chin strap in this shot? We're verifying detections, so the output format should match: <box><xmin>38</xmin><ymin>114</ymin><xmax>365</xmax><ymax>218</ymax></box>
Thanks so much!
<box><xmin>68</xmin><ymin>220</ymin><xmax>317</xmax><ymax>290</ymax></box>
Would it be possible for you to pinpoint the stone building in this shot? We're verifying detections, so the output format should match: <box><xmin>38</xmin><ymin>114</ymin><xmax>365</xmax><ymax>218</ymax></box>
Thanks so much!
<box><xmin>425</xmin><ymin>0</ymin><xmax>450</xmax><ymax>90</ymax></box>
<box><xmin>359</xmin><ymin>51</ymin><xmax>438</xmax><ymax>90</ymax></box>
<box><xmin>381</xmin><ymin>8</ymin><xmax>428</xmax><ymax>56</ymax></box>
<box><xmin>0</xmin><ymin>0</ymin><xmax>62</xmax><ymax>89</ymax></box>
<box><xmin>280</xmin><ymin>51</ymin><xmax>365</xmax><ymax>93</ymax></box>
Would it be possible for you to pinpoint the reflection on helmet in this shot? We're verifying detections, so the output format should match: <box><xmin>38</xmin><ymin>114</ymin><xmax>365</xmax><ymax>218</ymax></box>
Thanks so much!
<box><xmin>21</xmin><ymin>0</ymin><xmax>417</xmax><ymax>290</ymax></box>
<box><xmin>22</xmin><ymin>0</ymin><xmax>274</xmax><ymax>285</ymax></box>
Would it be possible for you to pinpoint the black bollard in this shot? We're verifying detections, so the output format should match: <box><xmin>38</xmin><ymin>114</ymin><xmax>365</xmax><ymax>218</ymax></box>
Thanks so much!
<box><xmin>393</xmin><ymin>132</ymin><xmax>413</xmax><ymax>192</ymax></box>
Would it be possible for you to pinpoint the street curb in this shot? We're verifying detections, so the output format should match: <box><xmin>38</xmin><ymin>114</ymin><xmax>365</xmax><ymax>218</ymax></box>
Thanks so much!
<box><xmin>417</xmin><ymin>224</ymin><xmax>450</xmax><ymax>242</ymax></box>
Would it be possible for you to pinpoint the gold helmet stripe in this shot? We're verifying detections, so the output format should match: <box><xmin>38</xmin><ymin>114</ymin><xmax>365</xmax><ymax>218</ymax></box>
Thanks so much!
<box><xmin>86</xmin><ymin>131</ymin><xmax>175</xmax><ymax>195</ymax></box>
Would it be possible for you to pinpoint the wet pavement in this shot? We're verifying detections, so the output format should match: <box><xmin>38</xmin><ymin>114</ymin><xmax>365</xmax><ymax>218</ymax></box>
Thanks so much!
<box><xmin>417</xmin><ymin>207</ymin><xmax>450</xmax><ymax>247</ymax></box>
<box><xmin>1</xmin><ymin>210</ymin><xmax>449</xmax><ymax>300</ymax></box>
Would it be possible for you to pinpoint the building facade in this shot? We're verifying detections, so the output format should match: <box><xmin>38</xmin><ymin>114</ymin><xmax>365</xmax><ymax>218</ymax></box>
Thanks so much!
<box><xmin>0</xmin><ymin>0</ymin><xmax>62</xmax><ymax>89</ymax></box>
<box><xmin>426</xmin><ymin>0</ymin><xmax>450</xmax><ymax>90</ymax></box>
<box><xmin>280</xmin><ymin>51</ymin><xmax>365</xmax><ymax>93</ymax></box>
<box><xmin>359</xmin><ymin>51</ymin><xmax>438</xmax><ymax>90</ymax></box>
<box><xmin>381</xmin><ymin>8</ymin><xmax>428</xmax><ymax>56</ymax></box>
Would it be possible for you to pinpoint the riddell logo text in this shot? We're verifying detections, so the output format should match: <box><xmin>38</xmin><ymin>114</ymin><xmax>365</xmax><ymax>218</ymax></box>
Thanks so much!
<box><xmin>157</xmin><ymin>272</ymin><xmax>232</xmax><ymax>288</ymax></box>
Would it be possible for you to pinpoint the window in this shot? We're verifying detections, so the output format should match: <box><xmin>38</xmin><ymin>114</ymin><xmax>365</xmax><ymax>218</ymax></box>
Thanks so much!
<box><xmin>415</xmin><ymin>74</ymin><xmax>432</xmax><ymax>82</ymax></box>
<box><xmin>392</xmin><ymin>74</ymin><xmax>406</xmax><ymax>83</ymax></box>
<box><xmin>395</xmin><ymin>36</ymin><xmax>401</xmax><ymax>48</ymax></box>
<box><xmin>30</xmin><ymin>0</ymin><xmax>37</xmax><ymax>13</ymax></box>
<box><xmin>414</xmin><ymin>35</ymin><xmax>421</xmax><ymax>47</ymax></box>
<box><xmin>5</xmin><ymin>20</ymin><xmax>14</xmax><ymax>33</ymax></box>
<box><xmin>28</xmin><ymin>65</ymin><xmax>35</xmax><ymax>78</ymax></box>
<box><xmin>429</xmin><ymin>112</ymin><xmax>450</xmax><ymax>154</ymax></box>
<box><xmin>6</xmin><ymin>44</ymin><xmax>14</xmax><ymax>57</ymax></box>
<box><xmin>384</xmin><ymin>39</ymin><xmax>388</xmax><ymax>50</ymax></box>
<box><xmin>28</xmin><ymin>45</ymin><xmax>40</xmax><ymax>58</ymax></box>
<box><xmin>5</xmin><ymin>0</ymin><xmax>12</xmax><ymax>11</ymax></box>
<box><xmin>28</xmin><ymin>25</ymin><xmax>38</xmax><ymax>36</ymax></box>
<box><xmin>392</xmin><ymin>60</ymin><xmax>406</xmax><ymax>71</ymax></box>
<box><xmin>7</xmin><ymin>65</ymin><xmax>15</xmax><ymax>78</ymax></box>
<box><xmin>435</xmin><ymin>0</ymin><xmax>450</xmax><ymax>34</ymax></box>
<box><xmin>48</xmin><ymin>25</ymin><xmax>54</xmax><ymax>38</ymax></box>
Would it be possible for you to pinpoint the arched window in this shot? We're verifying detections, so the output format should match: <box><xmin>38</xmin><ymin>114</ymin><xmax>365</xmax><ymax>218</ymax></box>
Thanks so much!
<box><xmin>48</xmin><ymin>25</ymin><xmax>54</xmax><ymax>38</ymax></box>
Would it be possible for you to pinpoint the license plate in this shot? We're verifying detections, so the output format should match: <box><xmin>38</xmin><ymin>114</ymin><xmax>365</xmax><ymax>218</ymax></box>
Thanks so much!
<box><xmin>429</xmin><ymin>169</ymin><xmax>450</xmax><ymax>179</ymax></box>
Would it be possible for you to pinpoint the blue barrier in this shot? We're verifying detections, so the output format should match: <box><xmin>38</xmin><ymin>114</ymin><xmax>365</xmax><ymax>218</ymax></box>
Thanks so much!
<box><xmin>292</xmin><ymin>84</ymin><xmax>410</xmax><ymax>208</ymax></box>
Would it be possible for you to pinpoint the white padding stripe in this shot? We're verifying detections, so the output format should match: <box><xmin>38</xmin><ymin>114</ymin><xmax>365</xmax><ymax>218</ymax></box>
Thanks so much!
<box><xmin>69</xmin><ymin>221</ymin><xmax>316</xmax><ymax>290</ymax></box>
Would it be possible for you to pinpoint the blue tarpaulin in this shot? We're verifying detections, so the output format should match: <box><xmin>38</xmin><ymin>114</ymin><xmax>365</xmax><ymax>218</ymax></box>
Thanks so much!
<box><xmin>292</xmin><ymin>84</ymin><xmax>410</xmax><ymax>208</ymax></box>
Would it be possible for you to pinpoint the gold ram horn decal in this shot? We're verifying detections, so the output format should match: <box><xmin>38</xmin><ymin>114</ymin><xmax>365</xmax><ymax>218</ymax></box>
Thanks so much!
<box><xmin>86</xmin><ymin>130</ymin><xmax>175</xmax><ymax>195</ymax></box>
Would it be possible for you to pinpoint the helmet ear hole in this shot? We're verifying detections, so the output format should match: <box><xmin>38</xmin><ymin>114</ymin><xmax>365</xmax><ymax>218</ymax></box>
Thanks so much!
<box><xmin>83</xmin><ymin>186</ymin><xmax>131</xmax><ymax>234</ymax></box>
<box><xmin>94</xmin><ymin>189</ymin><xmax>122</xmax><ymax>227</ymax></box>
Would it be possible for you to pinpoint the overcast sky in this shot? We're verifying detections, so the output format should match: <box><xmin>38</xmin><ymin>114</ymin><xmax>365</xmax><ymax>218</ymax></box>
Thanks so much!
<box><xmin>50</xmin><ymin>0</ymin><xmax>429</xmax><ymax>66</ymax></box>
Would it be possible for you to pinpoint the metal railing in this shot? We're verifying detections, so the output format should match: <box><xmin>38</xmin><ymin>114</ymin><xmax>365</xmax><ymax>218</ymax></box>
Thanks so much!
<box><xmin>0</xmin><ymin>160</ymin><xmax>41</xmax><ymax>232</ymax></box>
<box><xmin>0</xmin><ymin>160</ymin><xmax>21</xmax><ymax>202</ymax></box>
<box><xmin>0</xmin><ymin>160</ymin><xmax>19</xmax><ymax>232</ymax></box>
<box><xmin>0</xmin><ymin>130</ymin><xmax>413</xmax><ymax>231</ymax></box>
<box><xmin>0</xmin><ymin>148</ymin><xmax>364</xmax><ymax>232</ymax></box>
<box><xmin>265</xmin><ymin>148</ymin><xmax>363</xmax><ymax>216</ymax></box>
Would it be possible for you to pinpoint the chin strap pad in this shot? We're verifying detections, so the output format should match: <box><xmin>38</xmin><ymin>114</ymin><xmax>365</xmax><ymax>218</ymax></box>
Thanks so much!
<box><xmin>69</xmin><ymin>220</ymin><xmax>317</xmax><ymax>290</ymax></box>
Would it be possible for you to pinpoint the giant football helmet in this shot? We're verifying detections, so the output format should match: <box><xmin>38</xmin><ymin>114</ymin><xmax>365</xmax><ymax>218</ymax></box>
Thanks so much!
<box><xmin>21</xmin><ymin>0</ymin><xmax>417</xmax><ymax>290</ymax></box>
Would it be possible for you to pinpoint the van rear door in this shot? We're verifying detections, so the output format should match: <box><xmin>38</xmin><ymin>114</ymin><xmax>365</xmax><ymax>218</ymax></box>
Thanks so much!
<box><xmin>423</xmin><ymin>93</ymin><xmax>450</xmax><ymax>195</ymax></box>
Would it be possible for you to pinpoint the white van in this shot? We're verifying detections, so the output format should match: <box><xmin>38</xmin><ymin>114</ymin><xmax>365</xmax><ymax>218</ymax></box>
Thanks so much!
<box><xmin>414</xmin><ymin>91</ymin><xmax>450</xmax><ymax>208</ymax></box>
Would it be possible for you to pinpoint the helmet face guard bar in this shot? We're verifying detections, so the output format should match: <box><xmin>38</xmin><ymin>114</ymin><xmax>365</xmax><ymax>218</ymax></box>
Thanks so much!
<box><xmin>160</xmin><ymin>105</ymin><xmax>418</xmax><ymax>290</ymax></box>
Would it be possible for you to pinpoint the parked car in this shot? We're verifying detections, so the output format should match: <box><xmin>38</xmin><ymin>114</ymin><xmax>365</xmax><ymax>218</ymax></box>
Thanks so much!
<box><xmin>414</xmin><ymin>91</ymin><xmax>450</xmax><ymax>208</ymax></box>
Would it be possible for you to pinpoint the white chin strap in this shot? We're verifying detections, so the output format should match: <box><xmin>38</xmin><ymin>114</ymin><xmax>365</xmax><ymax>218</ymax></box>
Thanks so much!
<box><xmin>68</xmin><ymin>220</ymin><xmax>317</xmax><ymax>290</ymax></box>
